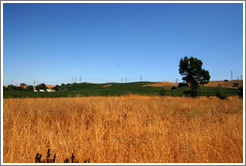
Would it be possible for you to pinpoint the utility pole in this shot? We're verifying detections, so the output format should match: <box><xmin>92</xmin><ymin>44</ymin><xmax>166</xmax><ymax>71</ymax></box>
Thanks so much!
<box><xmin>231</xmin><ymin>70</ymin><xmax>233</xmax><ymax>81</ymax></box>
<box><xmin>241</xmin><ymin>74</ymin><xmax>243</xmax><ymax>80</ymax></box>
<box><xmin>80</xmin><ymin>77</ymin><xmax>82</xmax><ymax>83</ymax></box>
<box><xmin>140</xmin><ymin>75</ymin><xmax>142</xmax><ymax>82</ymax></box>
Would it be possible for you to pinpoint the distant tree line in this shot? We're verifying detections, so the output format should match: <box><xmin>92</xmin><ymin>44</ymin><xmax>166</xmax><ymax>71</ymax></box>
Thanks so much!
<box><xmin>51</xmin><ymin>82</ymin><xmax>81</xmax><ymax>92</ymax></box>
<box><xmin>35</xmin><ymin>83</ymin><xmax>48</xmax><ymax>91</ymax></box>
<box><xmin>3</xmin><ymin>83</ymin><xmax>48</xmax><ymax>92</ymax></box>
<box><xmin>4</xmin><ymin>84</ymin><xmax>34</xmax><ymax>91</ymax></box>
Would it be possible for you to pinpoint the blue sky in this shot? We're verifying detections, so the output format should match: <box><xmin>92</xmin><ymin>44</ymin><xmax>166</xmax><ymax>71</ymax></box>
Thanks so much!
<box><xmin>3</xmin><ymin>3</ymin><xmax>243</xmax><ymax>85</ymax></box>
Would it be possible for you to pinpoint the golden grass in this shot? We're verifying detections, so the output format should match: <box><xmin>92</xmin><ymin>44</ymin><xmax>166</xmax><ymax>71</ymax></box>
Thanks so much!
<box><xmin>143</xmin><ymin>81</ymin><xmax>178</xmax><ymax>87</ymax></box>
<box><xmin>202</xmin><ymin>80</ymin><xmax>243</xmax><ymax>88</ymax></box>
<box><xmin>103</xmin><ymin>84</ymin><xmax>112</xmax><ymax>87</ymax></box>
<box><xmin>143</xmin><ymin>80</ymin><xmax>243</xmax><ymax>88</ymax></box>
<box><xmin>3</xmin><ymin>95</ymin><xmax>243</xmax><ymax>163</ymax></box>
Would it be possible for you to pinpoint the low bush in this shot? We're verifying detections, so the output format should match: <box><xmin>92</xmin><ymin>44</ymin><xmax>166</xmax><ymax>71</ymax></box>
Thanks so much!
<box><xmin>183</xmin><ymin>85</ymin><xmax>200</xmax><ymax>97</ymax></box>
<box><xmin>178</xmin><ymin>83</ymin><xmax>189</xmax><ymax>88</ymax></box>
<box><xmin>233</xmin><ymin>83</ymin><xmax>239</xmax><ymax>87</ymax></box>
<box><xmin>52</xmin><ymin>85</ymin><xmax>60</xmax><ymax>92</ymax></box>
<box><xmin>214</xmin><ymin>84</ymin><xmax>228</xmax><ymax>100</ymax></box>
<box><xmin>160</xmin><ymin>88</ymin><xmax>166</xmax><ymax>96</ymax></box>
<box><xmin>237</xmin><ymin>87</ymin><xmax>243</xmax><ymax>98</ymax></box>
<box><xmin>35</xmin><ymin>149</ymin><xmax>90</xmax><ymax>163</ymax></box>
<box><xmin>171</xmin><ymin>86</ymin><xmax>177</xmax><ymax>91</ymax></box>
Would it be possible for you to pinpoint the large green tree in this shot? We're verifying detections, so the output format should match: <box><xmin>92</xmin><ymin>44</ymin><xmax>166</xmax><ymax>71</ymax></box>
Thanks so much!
<box><xmin>179</xmin><ymin>56</ymin><xmax>210</xmax><ymax>87</ymax></box>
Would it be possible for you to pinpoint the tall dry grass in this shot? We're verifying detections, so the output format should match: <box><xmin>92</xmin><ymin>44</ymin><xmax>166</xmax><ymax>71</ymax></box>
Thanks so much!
<box><xmin>3</xmin><ymin>95</ymin><xmax>243</xmax><ymax>163</ymax></box>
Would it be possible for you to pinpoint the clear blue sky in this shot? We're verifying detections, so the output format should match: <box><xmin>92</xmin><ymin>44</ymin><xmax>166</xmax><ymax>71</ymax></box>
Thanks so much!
<box><xmin>3</xmin><ymin>3</ymin><xmax>243</xmax><ymax>85</ymax></box>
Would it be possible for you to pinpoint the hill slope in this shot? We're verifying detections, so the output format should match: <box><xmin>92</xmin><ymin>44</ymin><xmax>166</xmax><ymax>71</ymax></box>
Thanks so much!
<box><xmin>3</xmin><ymin>81</ymin><xmax>241</xmax><ymax>98</ymax></box>
<box><xmin>143</xmin><ymin>80</ymin><xmax>243</xmax><ymax>88</ymax></box>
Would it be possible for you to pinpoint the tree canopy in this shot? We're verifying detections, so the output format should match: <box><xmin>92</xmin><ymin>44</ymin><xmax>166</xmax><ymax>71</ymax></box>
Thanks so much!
<box><xmin>35</xmin><ymin>83</ymin><xmax>47</xmax><ymax>91</ymax></box>
<box><xmin>20</xmin><ymin>83</ymin><xmax>27</xmax><ymax>86</ymax></box>
<box><xmin>179</xmin><ymin>56</ymin><xmax>210</xmax><ymax>87</ymax></box>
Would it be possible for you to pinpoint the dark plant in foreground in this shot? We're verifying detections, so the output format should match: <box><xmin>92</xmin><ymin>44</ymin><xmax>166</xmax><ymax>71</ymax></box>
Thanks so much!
<box><xmin>64</xmin><ymin>153</ymin><xmax>79</xmax><ymax>163</ymax></box>
<box><xmin>35</xmin><ymin>149</ymin><xmax>90</xmax><ymax>163</ymax></box>
<box><xmin>84</xmin><ymin>157</ymin><xmax>91</xmax><ymax>163</ymax></box>
<box><xmin>35</xmin><ymin>149</ymin><xmax>56</xmax><ymax>163</ymax></box>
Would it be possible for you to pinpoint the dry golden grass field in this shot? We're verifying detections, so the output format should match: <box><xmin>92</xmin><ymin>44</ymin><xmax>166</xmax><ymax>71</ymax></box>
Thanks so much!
<box><xmin>3</xmin><ymin>95</ymin><xmax>243</xmax><ymax>163</ymax></box>
<box><xmin>143</xmin><ymin>80</ymin><xmax>243</xmax><ymax>88</ymax></box>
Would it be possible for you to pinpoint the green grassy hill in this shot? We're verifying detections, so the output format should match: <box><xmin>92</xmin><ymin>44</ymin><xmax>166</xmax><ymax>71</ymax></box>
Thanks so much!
<box><xmin>3</xmin><ymin>81</ymin><xmax>241</xmax><ymax>98</ymax></box>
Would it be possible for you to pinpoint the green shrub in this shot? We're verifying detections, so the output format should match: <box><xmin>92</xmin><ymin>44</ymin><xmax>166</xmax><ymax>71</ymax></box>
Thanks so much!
<box><xmin>183</xmin><ymin>85</ymin><xmax>200</xmax><ymax>97</ymax></box>
<box><xmin>17</xmin><ymin>86</ymin><xmax>25</xmax><ymax>91</ymax></box>
<box><xmin>53</xmin><ymin>85</ymin><xmax>60</xmax><ymax>92</ymax></box>
<box><xmin>171</xmin><ymin>86</ymin><xmax>177</xmax><ymax>91</ymax></box>
<box><xmin>7</xmin><ymin>84</ymin><xmax>17</xmax><ymax>91</ymax></box>
<box><xmin>233</xmin><ymin>83</ymin><xmax>239</xmax><ymax>87</ymax></box>
<box><xmin>26</xmin><ymin>85</ymin><xmax>34</xmax><ymax>91</ymax></box>
<box><xmin>36</xmin><ymin>83</ymin><xmax>47</xmax><ymax>91</ymax></box>
<box><xmin>160</xmin><ymin>88</ymin><xmax>166</xmax><ymax>96</ymax></box>
<box><xmin>3</xmin><ymin>86</ymin><xmax>7</xmax><ymax>91</ymax></box>
<box><xmin>214</xmin><ymin>84</ymin><xmax>228</xmax><ymax>99</ymax></box>
<box><xmin>20</xmin><ymin>83</ymin><xmax>27</xmax><ymax>86</ymax></box>
<box><xmin>178</xmin><ymin>83</ymin><xmax>188</xmax><ymax>88</ymax></box>
<box><xmin>237</xmin><ymin>87</ymin><xmax>243</xmax><ymax>98</ymax></box>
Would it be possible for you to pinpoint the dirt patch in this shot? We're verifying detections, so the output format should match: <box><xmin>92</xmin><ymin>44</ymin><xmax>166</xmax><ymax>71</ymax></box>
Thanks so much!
<box><xmin>46</xmin><ymin>85</ymin><xmax>56</xmax><ymax>88</ymax></box>
<box><xmin>103</xmin><ymin>84</ymin><xmax>112</xmax><ymax>87</ymax></box>
<box><xmin>143</xmin><ymin>81</ymin><xmax>178</xmax><ymax>87</ymax></box>
<box><xmin>202</xmin><ymin>80</ymin><xmax>243</xmax><ymax>88</ymax></box>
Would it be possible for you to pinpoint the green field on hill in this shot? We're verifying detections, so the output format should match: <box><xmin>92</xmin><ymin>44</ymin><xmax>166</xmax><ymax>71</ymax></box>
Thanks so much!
<box><xmin>3</xmin><ymin>82</ymin><xmax>241</xmax><ymax>98</ymax></box>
